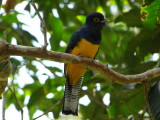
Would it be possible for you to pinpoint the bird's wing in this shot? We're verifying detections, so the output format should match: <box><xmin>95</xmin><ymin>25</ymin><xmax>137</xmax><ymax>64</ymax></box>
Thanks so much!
<box><xmin>65</xmin><ymin>31</ymin><xmax>81</xmax><ymax>53</ymax></box>
<box><xmin>64</xmin><ymin>30</ymin><xmax>81</xmax><ymax>78</ymax></box>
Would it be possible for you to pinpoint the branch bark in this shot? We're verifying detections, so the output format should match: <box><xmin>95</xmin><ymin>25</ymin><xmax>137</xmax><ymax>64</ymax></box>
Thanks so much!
<box><xmin>0</xmin><ymin>39</ymin><xmax>160</xmax><ymax>85</ymax></box>
<box><xmin>0</xmin><ymin>40</ymin><xmax>12</xmax><ymax>96</ymax></box>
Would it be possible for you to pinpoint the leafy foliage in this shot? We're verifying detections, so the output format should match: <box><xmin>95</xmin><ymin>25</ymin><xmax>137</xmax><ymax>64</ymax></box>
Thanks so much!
<box><xmin>0</xmin><ymin>0</ymin><xmax>160</xmax><ymax>119</ymax></box>
<box><xmin>141</xmin><ymin>0</ymin><xmax>160</xmax><ymax>29</ymax></box>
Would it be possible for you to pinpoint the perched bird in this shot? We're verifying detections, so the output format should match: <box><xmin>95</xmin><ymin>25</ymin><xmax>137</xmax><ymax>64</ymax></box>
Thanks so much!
<box><xmin>62</xmin><ymin>12</ymin><xmax>106</xmax><ymax>116</ymax></box>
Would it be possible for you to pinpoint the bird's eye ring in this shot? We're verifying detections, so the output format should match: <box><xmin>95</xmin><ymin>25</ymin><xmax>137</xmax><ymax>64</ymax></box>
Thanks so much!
<box><xmin>94</xmin><ymin>18</ymin><xmax>99</xmax><ymax>22</ymax></box>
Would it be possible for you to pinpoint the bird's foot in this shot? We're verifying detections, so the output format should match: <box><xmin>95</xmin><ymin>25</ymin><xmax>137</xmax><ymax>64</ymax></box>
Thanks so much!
<box><xmin>78</xmin><ymin>55</ymin><xmax>84</xmax><ymax>58</ymax></box>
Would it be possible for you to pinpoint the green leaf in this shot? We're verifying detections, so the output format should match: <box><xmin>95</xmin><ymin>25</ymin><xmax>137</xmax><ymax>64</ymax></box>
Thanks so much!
<box><xmin>124</xmin><ymin>28</ymin><xmax>160</xmax><ymax>67</ymax></box>
<box><xmin>27</xmin><ymin>87</ymin><xmax>44</xmax><ymax>108</ymax></box>
<box><xmin>83</xmin><ymin>70</ymin><xmax>94</xmax><ymax>84</ymax></box>
<box><xmin>100</xmin><ymin>27</ymin><xmax>133</xmax><ymax>65</ymax></box>
<box><xmin>46</xmin><ymin>66</ymin><xmax>62</xmax><ymax>73</ymax></box>
<box><xmin>29</xmin><ymin>106</ymin><xmax>36</xmax><ymax>119</ymax></box>
<box><xmin>0</xmin><ymin>13</ymin><xmax>19</xmax><ymax>24</ymax></box>
<box><xmin>108</xmin><ymin>103</ymin><xmax>132</xmax><ymax>119</ymax></box>
<box><xmin>115</xmin><ymin>9</ymin><xmax>143</xmax><ymax>27</ymax></box>
<box><xmin>48</xmin><ymin>14</ymin><xmax>63</xmax><ymax>51</ymax></box>
<box><xmin>108</xmin><ymin>104</ymin><xmax>117</xmax><ymax>119</ymax></box>
<box><xmin>15</xmin><ymin>28</ymin><xmax>38</xmax><ymax>46</ymax></box>
<box><xmin>76</xmin><ymin>15</ymin><xmax>86</xmax><ymax>24</ymax></box>
<box><xmin>141</xmin><ymin>0</ymin><xmax>160</xmax><ymax>29</ymax></box>
<box><xmin>80</xmin><ymin>103</ymin><xmax>106</xmax><ymax>120</ymax></box>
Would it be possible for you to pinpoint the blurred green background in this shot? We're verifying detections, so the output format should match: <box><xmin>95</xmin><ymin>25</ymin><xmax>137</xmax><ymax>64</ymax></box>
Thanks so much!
<box><xmin>0</xmin><ymin>0</ymin><xmax>160</xmax><ymax>119</ymax></box>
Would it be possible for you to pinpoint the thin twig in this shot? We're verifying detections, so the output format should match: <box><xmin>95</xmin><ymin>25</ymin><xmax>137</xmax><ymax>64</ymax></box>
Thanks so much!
<box><xmin>6</xmin><ymin>63</ymin><xmax>27</xmax><ymax>120</ymax></box>
<box><xmin>1</xmin><ymin>62</ymin><xmax>26</xmax><ymax>120</ymax></box>
<box><xmin>143</xmin><ymin>79</ymin><xmax>149</xmax><ymax>110</ymax></box>
<box><xmin>82</xmin><ymin>91</ymin><xmax>107</xmax><ymax>109</ymax></box>
<box><xmin>2</xmin><ymin>90</ymin><xmax>6</xmax><ymax>120</ymax></box>
<box><xmin>8</xmin><ymin>86</ymin><xmax>23</xmax><ymax>120</ymax></box>
<box><xmin>142</xmin><ymin>77</ymin><xmax>153</xmax><ymax>120</ymax></box>
<box><xmin>33</xmin><ymin>97</ymin><xmax>63</xmax><ymax>120</ymax></box>
<box><xmin>156</xmin><ymin>50</ymin><xmax>160</xmax><ymax>68</ymax></box>
<box><xmin>31</xmin><ymin>0</ymin><xmax>48</xmax><ymax>50</ymax></box>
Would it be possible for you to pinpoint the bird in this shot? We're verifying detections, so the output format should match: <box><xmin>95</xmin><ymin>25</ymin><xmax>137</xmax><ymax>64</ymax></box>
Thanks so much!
<box><xmin>62</xmin><ymin>12</ymin><xmax>107</xmax><ymax>116</ymax></box>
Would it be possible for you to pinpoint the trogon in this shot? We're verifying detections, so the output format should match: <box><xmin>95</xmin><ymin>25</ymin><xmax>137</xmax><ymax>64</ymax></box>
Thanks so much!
<box><xmin>62</xmin><ymin>12</ymin><xmax>107</xmax><ymax>116</ymax></box>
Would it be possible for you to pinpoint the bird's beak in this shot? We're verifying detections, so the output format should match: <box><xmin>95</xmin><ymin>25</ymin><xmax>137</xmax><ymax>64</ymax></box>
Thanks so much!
<box><xmin>101</xmin><ymin>18</ymin><xmax>109</xmax><ymax>23</ymax></box>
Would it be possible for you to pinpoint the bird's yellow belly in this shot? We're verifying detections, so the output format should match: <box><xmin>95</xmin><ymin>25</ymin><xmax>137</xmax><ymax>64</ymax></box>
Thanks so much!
<box><xmin>66</xmin><ymin>39</ymin><xmax>99</xmax><ymax>85</ymax></box>
<box><xmin>71</xmin><ymin>39</ymin><xmax>99</xmax><ymax>58</ymax></box>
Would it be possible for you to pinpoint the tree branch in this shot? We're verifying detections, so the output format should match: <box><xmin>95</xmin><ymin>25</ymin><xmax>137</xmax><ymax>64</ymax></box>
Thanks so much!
<box><xmin>2</xmin><ymin>90</ymin><xmax>6</xmax><ymax>120</ymax></box>
<box><xmin>0</xmin><ymin>39</ymin><xmax>160</xmax><ymax>85</ymax></box>
<box><xmin>8</xmin><ymin>87</ymin><xmax>23</xmax><ymax>120</ymax></box>
<box><xmin>33</xmin><ymin>97</ymin><xmax>63</xmax><ymax>120</ymax></box>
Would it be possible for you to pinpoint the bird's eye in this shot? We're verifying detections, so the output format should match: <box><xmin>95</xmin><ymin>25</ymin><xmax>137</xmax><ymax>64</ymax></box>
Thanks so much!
<box><xmin>94</xmin><ymin>18</ymin><xmax>99</xmax><ymax>22</ymax></box>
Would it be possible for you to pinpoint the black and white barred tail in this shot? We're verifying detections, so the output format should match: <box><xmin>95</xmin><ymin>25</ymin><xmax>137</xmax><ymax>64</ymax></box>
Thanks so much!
<box><xmin>62</xmin><ymin>79</ymin><xmax>82</xmax><ymax>116</ymax></box>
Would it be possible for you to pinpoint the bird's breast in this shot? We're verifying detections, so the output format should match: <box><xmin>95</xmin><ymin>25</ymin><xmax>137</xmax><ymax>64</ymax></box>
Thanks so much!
<box><xmin>70</xmin><ymin>38</ymin><xmax>99</xmax><ymax>58</ymax></box>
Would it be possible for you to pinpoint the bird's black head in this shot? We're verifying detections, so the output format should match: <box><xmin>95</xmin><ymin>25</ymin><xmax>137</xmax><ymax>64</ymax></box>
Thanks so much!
<box><xmin>85</xmin><ymin>12</ymin><xmax>106</xmax><ymax>30</ymax></box>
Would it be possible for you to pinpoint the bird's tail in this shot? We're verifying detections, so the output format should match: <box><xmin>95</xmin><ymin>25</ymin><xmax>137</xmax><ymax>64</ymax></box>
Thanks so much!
<box><xmin>62</xmin><ymin>79</ymin><xmax>82</xmax><ymax>116</ymax></box>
